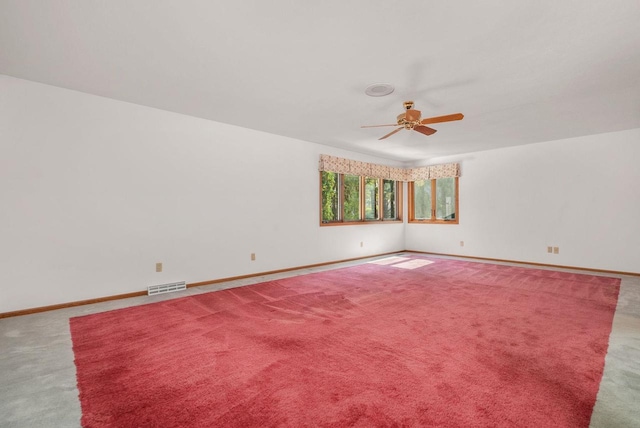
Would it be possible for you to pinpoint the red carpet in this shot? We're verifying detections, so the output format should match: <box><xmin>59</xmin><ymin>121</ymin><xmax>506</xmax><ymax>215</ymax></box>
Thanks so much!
<box><xmin>70</xmin><ymin>257</ymin><xmax>620</xmax><ymax>427</ymax></box>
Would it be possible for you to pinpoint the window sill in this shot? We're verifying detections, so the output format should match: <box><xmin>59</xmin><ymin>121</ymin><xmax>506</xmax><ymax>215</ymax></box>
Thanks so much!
<box><xmin>408</xmin><ymin>219</ymin><xmax>459</xmax><ymax>225</ymax></box>
<box><xmin>320</xmin><ymin>220</ymin><xmax>403</xmax><ymax>227</ymax></box>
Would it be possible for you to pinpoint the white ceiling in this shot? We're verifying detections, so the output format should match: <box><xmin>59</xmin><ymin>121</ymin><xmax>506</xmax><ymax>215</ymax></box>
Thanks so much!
<box><xmin>1</xmin><ymin>1</ymin><xmax>639</xmax><ymax>162</ymax></box>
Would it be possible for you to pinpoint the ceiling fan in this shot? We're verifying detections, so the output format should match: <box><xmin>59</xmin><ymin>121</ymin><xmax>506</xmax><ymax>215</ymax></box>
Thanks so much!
<box><xmin>362</xmin><ymin>101</ymin><xmax>464</xmax><ymax>140</ymax></box>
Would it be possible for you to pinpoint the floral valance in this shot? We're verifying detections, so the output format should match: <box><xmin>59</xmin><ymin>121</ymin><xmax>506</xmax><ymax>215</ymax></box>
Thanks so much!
<box><xmin>319</xmin><ymin>154</ymin><xmax>459</xmax><ymax>182</ymax></box>
<box><xmin>427</xmin><ymin>162</ymin><xmax>460</xmax><ymax>179</ymax></box>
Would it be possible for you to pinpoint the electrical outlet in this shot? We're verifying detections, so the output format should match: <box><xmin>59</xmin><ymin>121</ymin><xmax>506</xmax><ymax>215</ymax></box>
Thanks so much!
<box><xmin>553</xmin><ymin>247</ymin><xmax>559</xmax><ymax>254</ymax></box>
<box><xmin>251</xmin><ymin>253</ymin><xmax>256</xmax><ymax>261</ymax></box>
<box><xmin>360</xmin><ymin>241</ymin><xmax>363</xmax><ymax>247</ymax></box>
<box><xmin>547</xmin><ymin>246</ymin><xmax>553</xmax><ymax>253</ymax></box>
<box><xmin>155</xmin><ymin>262</ymin><xmax>163</xmax><ymax>272</ymax></box>
<box><xmin>460</xmin><ymin>241</ymin><xmax>464</xmax><ymax>247</ymax></box>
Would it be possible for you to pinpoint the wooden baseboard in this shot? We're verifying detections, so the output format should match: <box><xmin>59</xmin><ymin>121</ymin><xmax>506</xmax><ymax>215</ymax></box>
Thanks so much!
<box><xmin>405</xmin><ymin>250</ymin><xmax>640</xmax><ymax>277</ymax></box>
<box><xmin>0</xmin><ymin>291</ymin><xmax>147</xmax><ymax>319</ymax></box>
<box><xmin>0</xmin><ymin>251</ymin><xmax>400</xmax><ymax>319</ymax></box>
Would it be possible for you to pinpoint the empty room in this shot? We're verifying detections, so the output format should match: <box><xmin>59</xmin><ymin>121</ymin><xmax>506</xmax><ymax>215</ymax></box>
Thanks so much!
<box><xmin>1</xmin><ymin>1</ymin><xmax>639</xmax><ymax>427</ymax></box>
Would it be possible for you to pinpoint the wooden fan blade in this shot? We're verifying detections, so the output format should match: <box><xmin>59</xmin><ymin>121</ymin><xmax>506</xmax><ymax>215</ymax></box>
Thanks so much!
<box><xmin>361</xmin><ymin>124</ymin><xmax>399</xmax><ymax>128</ymax></box>
<box><xmin>406</xmin><ymin>109</ymin><xmax>421</xmax><ymax>122</ymax></box>
<box><xmin>379</xmin><ymin>127</ymin><xmax>403</xmax><ymax>140</ymax></box>
<box><xmin>420</xmin><ymin>113</ymin><xmax>464</xmax><ymax>125</ymax></box>
<box><xmin>414</xmin><ymin>125</ymin><xmax>437</xmax><ymax>136</ymax></box>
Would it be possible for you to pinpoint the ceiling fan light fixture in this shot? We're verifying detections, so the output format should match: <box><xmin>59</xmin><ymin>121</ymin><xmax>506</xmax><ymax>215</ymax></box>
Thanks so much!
<box><xmin>365</xmin><ymin>83</ymin><xmax>394</xmax><ymax>97</ymax></box>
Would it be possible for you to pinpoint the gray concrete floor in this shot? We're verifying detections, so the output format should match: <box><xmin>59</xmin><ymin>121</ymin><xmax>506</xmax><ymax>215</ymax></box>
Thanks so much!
<box><xmin>1</xmin><ymin>254</ymin><xmax>639</xmax><ymax>428</ymax></box>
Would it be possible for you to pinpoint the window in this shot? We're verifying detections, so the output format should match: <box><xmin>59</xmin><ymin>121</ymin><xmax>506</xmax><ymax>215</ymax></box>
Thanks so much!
<box><xmin>320</xmin><ymin>172</ymin><xmax>402</xmax><ymax>224</ymax></box>
<box><xmin>344</xmin><ymin>175</ymin><xmax>360</xmax><ymax>221</ymax></box>
<box><xmin>409</xmin><ymin>177</ymin><xmax>458</xmax><ymax>224</ymax></box>
<box><xmin>382</xmin><ymin>179</ymin><xmax>398</xmax><ymax>220</ymax></box>
<box><xmin>321</xmin><ymin>171</ymin><xmax>339</xmax><ymax>221</ymax></box>
<box><xmin>364</xmin><ymin>178</ymin><xmax>378</xmax><ymax>220</ymax></box>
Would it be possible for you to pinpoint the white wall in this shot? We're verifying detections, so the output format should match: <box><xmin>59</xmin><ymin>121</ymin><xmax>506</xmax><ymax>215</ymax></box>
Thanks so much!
<box><xmin>0</xmin><ymin>76</ymin><xmax>405</xmax><ymax>313</ymax></box>
<box><xmin>406</xmin><ymin>128</ymin><xmax>640</xmax><ymax>273</ymax></box>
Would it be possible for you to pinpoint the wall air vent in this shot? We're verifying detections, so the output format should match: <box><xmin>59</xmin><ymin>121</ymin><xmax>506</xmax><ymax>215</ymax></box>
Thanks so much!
<box><xmin>147</xmin><ymin>281</ymin><xmax>187</xmax><ymax>296</ymax></box>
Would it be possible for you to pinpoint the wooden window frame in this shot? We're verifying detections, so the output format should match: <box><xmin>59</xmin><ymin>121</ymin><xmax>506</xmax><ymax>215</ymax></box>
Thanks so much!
<box><xmin>408</xmin><ymin>177</ymin><xmax>459</xmax><ymax>224</ymax></box>
<box><xmin>320</xmin><ymin>172</ymin><xmax>403</xmax><ymax>226</ymax></box>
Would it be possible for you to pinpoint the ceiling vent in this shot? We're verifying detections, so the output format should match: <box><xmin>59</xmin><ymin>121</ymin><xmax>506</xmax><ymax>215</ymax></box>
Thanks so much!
<box><xmin>365</xmin><ymin>83</ymin><xmax>394</xmax><ymax>97</ymax></box>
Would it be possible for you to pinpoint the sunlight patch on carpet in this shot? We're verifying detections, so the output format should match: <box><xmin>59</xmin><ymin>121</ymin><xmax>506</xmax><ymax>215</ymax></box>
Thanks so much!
<box><xmin>367</xmin><ymin>256</ymin><xmax>410</xmax><ymax>265</ymax></box>
<box><xmin>391</xmin><ymin>258</ymin><xmax>434</xmax><ymax>269</ymax></box>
